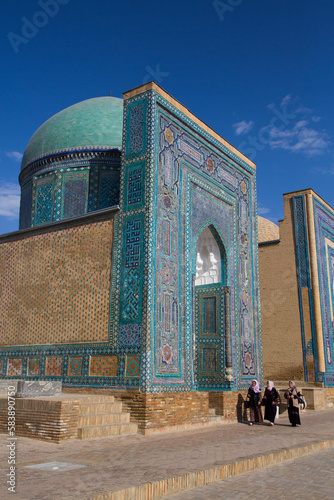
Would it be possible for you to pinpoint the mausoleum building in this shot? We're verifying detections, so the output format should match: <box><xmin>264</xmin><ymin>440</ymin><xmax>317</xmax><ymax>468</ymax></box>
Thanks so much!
<box><xmin>0</xmin><ymin>82</ymin><xmax>262</xmax><ymax>431</ymax></box>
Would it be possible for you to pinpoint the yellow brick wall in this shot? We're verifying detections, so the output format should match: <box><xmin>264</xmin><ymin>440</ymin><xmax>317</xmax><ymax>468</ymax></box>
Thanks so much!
<box><xmin>259</xmin><ymin>195</ymin><xmax>305</xmax><ymax>381</ymax></box>
<box><xmin>0</xmin><ymin>218</ymin><xmax>114</xmax><ymax>346</ymax></box>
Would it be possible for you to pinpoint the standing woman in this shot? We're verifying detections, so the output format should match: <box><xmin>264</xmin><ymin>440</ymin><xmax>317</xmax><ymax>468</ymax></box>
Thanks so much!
<box><xmin>262</xmin><ymin>380</ymin><xmax>280</xmax><ymax>426</ymax></box>
<box><xmin>247</xmin><ymin>379</ymin><xmax>263</xmax><ymax>425</ymax></box>
<box><xmin>284</xmin><ymin>380</ymin><xmax>301</xmax><ymax>427</ymax></box>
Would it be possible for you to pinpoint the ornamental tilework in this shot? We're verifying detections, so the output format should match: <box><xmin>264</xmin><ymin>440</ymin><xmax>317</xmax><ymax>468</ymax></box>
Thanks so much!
<box><xmin>7</xmin><ymin>358</ymin><xmax>23</xmax><ymax>377</ymax></box>
<box><xmin>19</xmin><ymin>182</ymin><xmax>33</xmax><ymax>230</ymax></box>
<box><xmin>45</xmin><ymin>357</ymin><xmax>62</xmax><ymax>376</ymax></box>
<box><xmin>125</xmin><ymin>219</ymin><xmax>141</xmax><ymax>268</ymax></box>
<box><xmin>242</xmin><ymin>342</ymin><xmax>256</xmax><ymax>376</ymax></box>
<box><xmin>313</xmin><ymin>197</ymin><xmax>334</xmax><ymax>368</ymax></box>
<box><xmin>0</xmin><ymin>219</ymin><xmax>113</xmax><ymax>346</ymax></box>
<box><xmin>35</xmin><ymin>177</ymin><xmax>54</xmax><ymax>226</ymax></box>
<box><xmin>121</xmin><ymin>268</ymin><xmax>140</xmax><ymax>321</ymax></box>
<box><xmin>200</xmin><ymin>347</ymin><xmax>219</xmax><ymax>376</ymax></box>
<box><xmin>148</xmin><ymin>94</ymin><xmax>260</xmax><ymax>391</ymax></box>
<box><xmin>89</xmin><ymin>355</ymin><xmax>118</xmax><ymax>377</ymax></box>
<box><xmin>99</xmin><ymin>173</ymin><xmax>120</xmax><ymax>208</ymax></box>
<box><xmin>62</xmin><ymin>171</ymin><xmax>89</xmax><ymax>219</ymax></box>
<box><xmin>119</xmin><ymin>324</ymin><xmax>141</xmax><ymax>347</ymax></box>
<box><xmin>125</xmin><ymin>355</ymin><xmax>140</xmax><ymax>377</ymax></box>
<box><xmin>68</xmin><ymin>357</ymin><xmax>83</xmax><ymax>376</ymax></box>
<box><xmin>292</xmin><ymin>196</ymin><xmax>310</xmax><ymax>288</ymax></box>
<box><xmin>126</xmin><ymin>100</ymin><xmax>147</xmax><ymax>156</ymax></box>
<box><xmin>27</xmin><ymin>358</ymin><xmax>40</xmax><ymax>376</ymax></box>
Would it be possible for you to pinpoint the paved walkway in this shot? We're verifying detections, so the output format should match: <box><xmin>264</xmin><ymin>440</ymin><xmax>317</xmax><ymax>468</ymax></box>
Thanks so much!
<box><xmin>0</xmin><ymin>409</ymin><xmax>334</xmax><ymax>499</ymax></box>
<box><xmin>163</xmin><ymin>447</ymin><xmax>334</xmax><ymax>500</ymax></box>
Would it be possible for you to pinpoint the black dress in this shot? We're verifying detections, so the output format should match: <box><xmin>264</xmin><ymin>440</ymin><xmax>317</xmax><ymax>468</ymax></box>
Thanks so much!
<box><xmin>263</xmin><ymin>387</ymin><xmax>280</xmax><ymax>423</ymax></box>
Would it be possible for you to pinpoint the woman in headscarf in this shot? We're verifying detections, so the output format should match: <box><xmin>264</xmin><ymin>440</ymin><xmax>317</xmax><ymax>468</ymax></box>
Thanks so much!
<box><xmin>284</xmin><ymin>380</ymin><xmax>301</xmax><ymax>427</ymax></box>
<box><xmin>246</xmin><ymin>379</ymin><xmax>263</xmax><ymax>425</ymax></box>
<box><xmin>262</xmin><ymin>380</ymin><xmax>280</xmax><ymax>426</ymax></box>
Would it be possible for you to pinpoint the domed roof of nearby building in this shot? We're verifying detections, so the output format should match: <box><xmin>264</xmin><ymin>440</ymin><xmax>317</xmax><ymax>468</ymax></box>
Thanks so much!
<box><xmin>258</xmin><ymin>216</ymin><xmax>280</xmax><ymax>243</ymax></box>
<box><xmin>21</xmin><ymin>96</ymin><xmax>123</xmax><ymax>171</ymax></box>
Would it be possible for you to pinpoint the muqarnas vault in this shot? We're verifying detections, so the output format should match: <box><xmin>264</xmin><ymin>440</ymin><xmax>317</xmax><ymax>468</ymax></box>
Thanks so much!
<box><xmin>0</xmin><ymin>83</ymin><xmax>262</xmax><ymax>425</ymax></box>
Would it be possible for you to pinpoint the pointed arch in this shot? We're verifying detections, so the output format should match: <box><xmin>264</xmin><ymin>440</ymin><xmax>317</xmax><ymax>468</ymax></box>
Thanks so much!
<box><xmin>194</xmin><ymin>220</ymin><xmax>228</xmax><ymax>286</ymax></box>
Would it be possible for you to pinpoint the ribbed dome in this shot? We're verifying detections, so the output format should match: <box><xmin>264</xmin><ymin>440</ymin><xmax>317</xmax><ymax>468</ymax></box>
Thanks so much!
<box><xmin>21</xmin><ymin>97</ymin><xmax>123</xmax><ymax>171</ymax></box>
<box><xmin>258</xmin><ymin>216</ymin><xmax>280</xmax><ymax>243</ymax></box>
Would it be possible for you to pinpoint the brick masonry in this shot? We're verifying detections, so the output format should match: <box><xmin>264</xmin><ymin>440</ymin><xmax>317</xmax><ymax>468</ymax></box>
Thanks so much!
<box><xmin>62</xmin><ymin>387</ymin><xmax>209</xmax><ymax>432</ymax></box>
<box><xmin>0</xmin><ymin>398</ymin><xmax>79</xmax><ymax>442</ymax></box>
<box><xmin>209</xmin><ymin>390</ymin><xmax>248</xmax><ymax>421</ymax></box>
<box><xmin>0</xmin><ymin>218</ymin><xmax>114</xmax><ymax>347</ymax></box>
<box><xmin>259</xmin><ymin>195</ymin><xmax>305</xmax><ymax>381</ymax></box>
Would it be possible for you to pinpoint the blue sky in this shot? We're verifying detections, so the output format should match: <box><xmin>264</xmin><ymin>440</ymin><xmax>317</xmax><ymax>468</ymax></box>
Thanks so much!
<box><xmin>1</xmin><ymin>0</ymin><xmax>334</xmax><ymax>234</ymax></box>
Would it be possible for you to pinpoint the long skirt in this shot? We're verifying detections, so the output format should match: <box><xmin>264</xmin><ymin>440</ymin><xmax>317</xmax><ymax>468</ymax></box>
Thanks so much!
<box><xmin>264</xmin><ymin>402</ymin><xmax>277</xmax><ymax>423</ymax></box>
<box><xmin>249</xmin><ymin>405</ymin><xmax>263</xmax><ymax>423</ymax></box>
<box><xmin>288</xmin><ymin>405</ymin><xmax>301</xmax><ymax>426</ymax></box>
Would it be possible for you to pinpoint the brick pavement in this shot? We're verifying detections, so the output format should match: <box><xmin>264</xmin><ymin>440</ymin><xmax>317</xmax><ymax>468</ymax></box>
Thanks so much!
<box><xmin>0</xmin><ymin>409</ymin><xmax>333</xmax><ymax>499</ymax></box>
<box><xmin>163</xmin><ymin>447</ymin><xmax>334</xmax><ymax>500</ymax></box>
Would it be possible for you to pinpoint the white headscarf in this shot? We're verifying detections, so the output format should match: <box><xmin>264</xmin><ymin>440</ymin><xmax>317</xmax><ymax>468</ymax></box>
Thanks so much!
<box><xmin>250</xmin><ymin>379</ymin><xmax>260</xmax><ymax>393</ymax></box>
<box><xmin>267</xmin><ymin>381</ymin><xmax>274</xmax><ymax>390</ymax></box>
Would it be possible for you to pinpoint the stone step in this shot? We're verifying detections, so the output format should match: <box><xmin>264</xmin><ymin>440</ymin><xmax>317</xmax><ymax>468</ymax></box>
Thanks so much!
<box><xmin>209</xmin><ymin>408</ymin><xmax>216</xmax><ymax>416</ymax></box>
<box><xmin>77</xmin><ymin>422</ymin><xmax>138</xmax><ymax>439</ymax></box>
<box><xmin>78</xmin><ymin>412</ymin><xmax>130</xmax><ymax>427</ymax></box>
<box><xmin>79</xmin><ymin>402</ymin><xmax>123</xmax><ymax>415</ymax></box>
<box><xmin>68</xmin><ymin>394</ymin><xmax>116</xmax><ymax>404</ymax></box>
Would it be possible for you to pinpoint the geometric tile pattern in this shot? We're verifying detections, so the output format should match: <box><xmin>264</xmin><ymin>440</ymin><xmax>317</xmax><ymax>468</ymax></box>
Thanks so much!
<box><xmin>0</xmin><ymin>219</ymin><xmax>113</xmax><ymax>346</ymax></box>
<box><xmin>121</xmin><ymin>268</ymin><xmax>140</xmax><ymax>321</ymax></box>
<box><xmin>99</xmin><ymin>174</ymin><xmax>120</xmax><ymax>208</ymax></box>
<box><xmin>119</xmin><ymin>324</ymin><xmax>141</xmax><ymax>347</ymax></box>
<box><xmin>125</xmin><ymin>219</ymin><xmax>141</xmax><ymax>268</ymax></box>
<box><xmin>127</xmin><ymin>101</ymin><xmax>146</xmax><ymax>156</ymax></box>
<box><xmin>125</xmin><ymin>355</ymin><xmax>140</xmax><ymax>377</ymax></box>
<box><xmin>128</xmin><ymin>166</ymin><xmax>143</xmax><ymax>205</ymax></box>
<box><xmin>19</xmin><ymin>181</ymin><xmax>33</xmax><ymax>230</ymax></box>
<box><xmin>89</xmin><ymin>355</ymin><xmax>118</xmax><ymax>377</ymax></box>
<box><xmin>45</xmin><ymin>357</ymin><xmax>63</xmax><ymax>376</ymax></box>
<box><xmin>199</xmin><ymin>346</ymin><xmax>219</xmax><ymax>376</ymax></box>
<box><xmin>35</xmin><ymin>180</ymin><xmax>53</xmax><ymax>226</ymax></box>
<box><xmin>7</xmin><ymin>358</ymin><xmax>23</xmax><ymax>376</ymax></box>
<box><xmin>62</xmin><ymin>172</ymin><xmax>88</xmax><ymax>219</ymax></box>
<box><xmin>27</xmin><ymin>358</ymin><xmax>40</xmax><ymax>376</ymax></box>
<box><xmin>68</xmin><ymin>357</ymin><xmax>83</xmax><ymax>376</ymax></box>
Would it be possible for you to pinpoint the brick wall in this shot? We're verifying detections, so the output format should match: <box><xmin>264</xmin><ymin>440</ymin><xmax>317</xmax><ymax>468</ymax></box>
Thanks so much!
<box><xmin>0</xmin><ymin>217</ymin><xmax>114</xmax><ymax>347</ymax></box>
<box><xmin>0</xmin><ymin>398</ymin><xmax>79</xmax><ymax>442</ymax></box>
<box><xmin>259</xmin><ymin>195</ymin><xmax>304</xmax><ymax>381</ymax></box>
<box><xmin>209</xmin><ymin>391</ymin><xmax>248</xmax><ymax>422</ymax></box>
<box><xmin>63</xmin><ymin>387</ymin><xmax>209</xmax><ymax>431</ymax></box>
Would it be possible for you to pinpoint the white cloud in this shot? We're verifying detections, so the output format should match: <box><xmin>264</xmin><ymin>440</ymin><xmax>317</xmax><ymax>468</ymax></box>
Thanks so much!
<box><xmin>233</xmin><ymin>120</ymin><xmax>254</xmax><ymax>136</ymax></box>
<box><xmin>6</xmin><ymin>151</ymin><xmax>23</xmax><ymax>162</ymax></box>
<box><xmin>258</xmin><ymin>205</ymin><xmax>270</xmax><ymax>215</ymax></box>
<box><xmin>312</xmin><ymin>115</ymin><xmax>322</xmax><ymax>123</ymax></box>
<box><xmin>0</xmin><ymin>183</ymin><xmax>20</xmax><ymax>219</ymax></box>
<box><xmin>262</xmin><ymin>120</ymin><xmax>330</xmax><ymax>156</ymax></box>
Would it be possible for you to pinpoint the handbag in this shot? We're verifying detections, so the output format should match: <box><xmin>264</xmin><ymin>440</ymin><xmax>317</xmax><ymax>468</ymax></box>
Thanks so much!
<box><xmin>298</xmin><ymin>394</ymin><xmax>307</xmax><ymax>409</ymax></box>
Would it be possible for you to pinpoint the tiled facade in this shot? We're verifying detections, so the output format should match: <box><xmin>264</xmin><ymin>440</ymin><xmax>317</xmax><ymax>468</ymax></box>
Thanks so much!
<box><xmin>0</xmin><ymin>83</ymin><xmax>263</xmax><ymax>394</ymax></box>
<box><xmin>259</xmin><ymin>189</ymin><xmax>334</xmax><ymax>386</ymax></box>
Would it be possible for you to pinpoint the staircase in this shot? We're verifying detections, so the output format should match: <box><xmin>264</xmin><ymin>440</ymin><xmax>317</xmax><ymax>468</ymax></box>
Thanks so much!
<box><xmin>76</xmin><ymin>395</ymin><xmax>138</xmax><ymax>439</ymax></box>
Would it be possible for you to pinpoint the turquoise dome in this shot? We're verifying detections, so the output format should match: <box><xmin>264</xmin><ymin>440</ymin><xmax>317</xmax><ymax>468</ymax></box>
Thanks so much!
<box><xmin>21</xmin><ymin>96</ymin><xmax>123</xmax><ymax>171</ymax></box>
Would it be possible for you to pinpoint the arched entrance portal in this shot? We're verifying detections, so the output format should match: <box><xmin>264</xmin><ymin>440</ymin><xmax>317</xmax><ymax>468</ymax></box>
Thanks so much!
<box><xmin>194</xmin><ymin>225</ymin><xmax>232</xmax><ymax>390</ymax></box>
